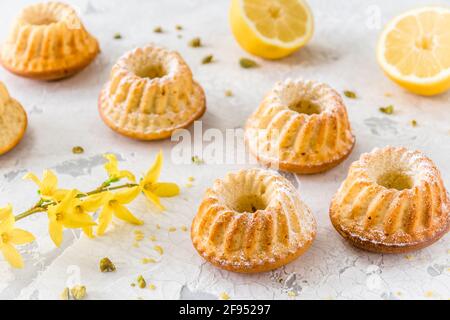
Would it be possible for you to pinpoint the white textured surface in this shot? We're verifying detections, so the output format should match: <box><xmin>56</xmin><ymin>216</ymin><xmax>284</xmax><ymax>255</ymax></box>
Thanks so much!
<box><xmin>0</xmin><ymin>0</ymin><xmax>449</xmax><ymax>300</ymax></box>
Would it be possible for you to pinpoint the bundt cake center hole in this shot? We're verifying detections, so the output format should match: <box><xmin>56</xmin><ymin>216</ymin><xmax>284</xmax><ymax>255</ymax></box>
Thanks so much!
<box><xmin>232</xmin><ymin>194</ymin><xmax>267</xmax><ymax>213</ymax></box>
<box><xmin>377</xmin><ymin>171</ymin><xmax>413</xmax><ymax>191</ymax></box>
<box><xmin>289</xmin><ymin>100</ymin><xmax>322</xmax><ymax>115</ymax></box>
<box><xmin>133</xmin><ymin>64</ymin><xmax>167</xmax><ymax>79</ymax></box>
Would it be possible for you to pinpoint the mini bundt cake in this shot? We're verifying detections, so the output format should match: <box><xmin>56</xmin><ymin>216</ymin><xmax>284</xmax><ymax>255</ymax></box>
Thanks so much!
<box><xmin>0</xmin><ymin>82</ymin><xmax>27</xmax><ymax>155</ymax></box>
<box><xmin>191</xmin><ymin>168</ymin><xmax>316</xmax><ymax>273</ymax></box>
<box><xmin>245</xmin><ymin>79</ymin><xmax>355</xmax><ymax>174</ymax></box>
<box><xmin>0</xmin><ymin>2</ymin><xmax>99</xmax><ymax>80</ymax></box>
<box><xmin>330</xmin><ymin>146</ymin><xmax>449</xmax><ymax>253</ymax></box>
<box><xmin>99</xmin><ymin>44</ymin><xmax>206</xmax><ymax>140</ymax></box>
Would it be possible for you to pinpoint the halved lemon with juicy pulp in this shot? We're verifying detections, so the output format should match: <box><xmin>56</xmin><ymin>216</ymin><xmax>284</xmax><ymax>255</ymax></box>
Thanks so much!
<box><xmin>230</xmin><ymin>0</ymin><xmax>314</xmax><ymax>59</ymax></box>
<box><xmin>377</xmin><ymin>6</ymin><xmax>450</xmax><ymax>96</ymax></box>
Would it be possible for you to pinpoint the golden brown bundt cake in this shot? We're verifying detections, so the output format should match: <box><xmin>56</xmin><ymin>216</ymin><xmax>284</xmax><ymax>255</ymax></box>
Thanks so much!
<box><xmin>330</xmin><ymin>146</ymin><xmax>449</xmax><ymax>253</ymax></box>
<box><xmin>245</xmin><ymin>79</ymin><xmax>355</xmax><ymax>174</ymax></box>
<box><xmin>0</xmin><ymin>2</ymin><xmax>99</xmax><ymax>80</ymax></box>
<box><xmin>98</xmin><ymin>44</ymin><xmax>206</xmax><ymax>140</ymax></box>
<box><xmin>191</xmin><ymin>168</ymin><xmax>316</xmax><ymax>273</ymax></box>
<box><xmin>0</xmin><ymin>82</ymin><xmax>27</xmax><ymax>155</ymax></box>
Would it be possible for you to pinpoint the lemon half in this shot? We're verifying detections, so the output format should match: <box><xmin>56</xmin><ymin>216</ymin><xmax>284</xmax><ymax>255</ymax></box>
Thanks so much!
<box><xmin>230</xmin><ymin>0</ymin><xmax>314</xmax><ymax>59</ymax></box>
<box><xmin>377</xmin><ymin>6</ymin><xmax>450</xmax><ymax>96</ymax></box>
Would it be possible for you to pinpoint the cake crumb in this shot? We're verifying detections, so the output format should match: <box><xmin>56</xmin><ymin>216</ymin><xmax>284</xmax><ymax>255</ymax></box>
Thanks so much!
<box><xmin>153</xmin><ymin>26</ymin><xmax>163</xmax><ymax>33</ymax></box>
<box><xmin>225</xmin><ymin>90</ymin><xmax>233</xmax><ymax>97</ymax></box>
<box><xmin>149</xmin><ymin>235</ymin><xmax>157</xmax><ymax>242</ymax></box>
<box><xmin>424</xmin><ymin>291</ymin><xmax>434</xmax><ymax>298</ymax></box>
<box><xmin>181</xmin><ymin>225</ymin><xmax>188</xmax><ymax>232</ymax></box>
<box><xmin>149</xmin><ymin>284</ymin><xmax>156</xmax><ymax>290</ymax></box>
<box><xmin>168</xmin><ymin>227</ymin><xmax>177</xmax><ymax>232</ymax></box>
<box><xmin>404</xmin><ymin>254</ymin><xmax>414</xmax><ymax>260</ymax></box>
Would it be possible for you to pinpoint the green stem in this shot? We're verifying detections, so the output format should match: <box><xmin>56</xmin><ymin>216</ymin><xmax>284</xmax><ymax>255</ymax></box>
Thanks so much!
<box><xmin>14</xmin><ymin>183</ymin><xmax>139</xmax><ymax>222</ymax></box>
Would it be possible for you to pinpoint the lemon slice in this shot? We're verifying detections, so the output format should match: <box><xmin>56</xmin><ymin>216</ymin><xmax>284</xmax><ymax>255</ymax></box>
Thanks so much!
<box><xmin>377</xmin><ymin>6</ymin><xmax>450</xmax><ymax>96</ymax></box>
<box><xmin>230</xmin><ymin>0</ymin><xmax>314</xmax><ymax>59</ymax></box>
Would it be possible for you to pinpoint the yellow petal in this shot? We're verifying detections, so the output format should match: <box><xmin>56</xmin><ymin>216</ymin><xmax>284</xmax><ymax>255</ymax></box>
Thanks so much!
<box><xmin>59</xmin><ymin>189</ymin><xmax>78</xmax><ymax>211</ymax></box>
<box><xmin>52</xmin><ymin>189</ymin><xmax>72</xmax><ymax>202</ymax></box>
<box><xmin>64</xmin><ymin>213</ymin><xmax>96</xmax><ymax>229</ymax></box>
<box><xmin>49</xmin><ymin>220</ymin><xmax>63</xmax><ymax>247</ymax></box>
<box><xmin>143</xmin><ymin>190</ymin><xmax>165</xmax><ymax>211</ymax></box>
<box><xmin>119</xmin><ymin>170</ymin><xmax>136</xmax><ymax>182</ymax></box>
<box><xmin>97</xmin><ymin>206</ymin><xmax>113</xmax><ymax>236</ymax></box>
<box><xmin>23</xmin><ymin>172</ymin><xmax>41</xmax><ymax>188</ymax></box>
<box><xmin>152</xmin><ymin>182</ymin><xmax>180</xmax><ymax>198</ymax></box>
<box><xmin>81</xmin><ymin>193</ymin><xmax>107</xmax><ymax>212</ymax></box>
<box><xmin>104</xmin><ymin>154</ymin><xmax>119</xmax><ymax>177</ymax></box>
<box><xmin>111</xmin><ymin>203</ymin><xmax>143</xmax><ymax>225</ymax></box>
<box><xmin>82</xmin><ymin>226</ymin><xmax>94</xmax><ymax>239</ymax></box>
<box><xmin>0</xmin><ymin>205</ymin><xmax>14</xmax><ymax>233</ymax></box>
<box><xmin>143</xmin><ymin>151</ymin><xmax>163</xmax><ymax>184</ymax></box>
<box><xmin>0</xmin><ymin>244</ymin><xmax>24</xmax><ymax>268</ymax></box>
<box><xmin>113</xmin><ymin>186</ymin><xmax>140</xmax><ymax>204</ymax></box>
<box><xmin>41</xmin><ymin>170</ymin><xmax>58</xmax><ymax>195</ymax></box>
<box><xmin>9</xmin><ymin>229</ymin><xmax>35</xmax><ymax>245</ymax></box>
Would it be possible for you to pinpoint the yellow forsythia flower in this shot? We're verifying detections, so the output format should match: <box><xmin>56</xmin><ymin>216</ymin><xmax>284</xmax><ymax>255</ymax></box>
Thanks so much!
<box><xmin>139</xmin><ymin>151</ymin><xmax>180</xmax><ymax>210</ymax></box>
<box><xmin>47</xmin><ymin>190</ymin><xmax>96</xmax><ymax>247</ymax></box>
<box><xmin>0</xmin><ymin>205</ymin><xmax>35</xmax><ymax>268</ymax></box>
<box><xmin>104</xmin><ymin>154</ymin><xmax>136</xmax><ymax>182</ymax></box>
<box><xmin>23</xmin><ymin>170</ymin><xmax>69</xmax><ymax>201</ymax></box>
<box><xmin>97</xmin><ymin>187</ymin><xmax>142</xmax><ymax>235</ymax></box>
<box><xmin>70</xmin><ymin>193</ymin><xmax>105</xmax><ymax>238</ymax></box>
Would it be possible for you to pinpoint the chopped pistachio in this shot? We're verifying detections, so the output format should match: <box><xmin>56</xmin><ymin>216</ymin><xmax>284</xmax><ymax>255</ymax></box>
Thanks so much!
<box><xmin>411</xmin><ymin>119</ymin><xmax>418</xmax><ymax>127</ymax></box>
<box><xmin>287</xmin><ymin>290</ymin><xmax>298</xmax><ymax>297</ymax></box>
<box><xmin>153</xmin><ymin>26</ymin><xmax>163</xmax><ymax>33</ymax></box>
<box><xmin>188</xmin><ymin>37</ymin><xmax>202</xmax><ymax>47</ymax></box>
<box><xmin>99</xmin><ymin>257</ymin><xmax>116</xmax><ymax>273</ymax></box>
<box><xmin>154</xmin><ymin>245</ymin><xmax>164</xmax><ymax>255</ymax></box>
<box><xmin>379</xmin><ymin>105</ymin><xmax>394</xmax><ymax>115</ymax></box>
<box><xmin>72</xmin><ymin>146</ymin><xmax>84</xmax><ymax>154</ymax></box>
<box><xmin>176</xmin><ymin>24</ymin><xmax>183</xmax><ymax>31</ymax></box>
<box><xmin>71</xmin><ymin>286</ymin><xmax>87</xmax><ymax>300</ymax></box>
<box><xmin>220</xmin><ymin>292</ymin><xmax>230</xmax><ymax>300</ymax></box>
<box><xmin>113</xmin><ymin>33</ymin><xmax>122</xmax><ymax>40</ymax></box>
<box><xmin>142</xmin><ymin>258</ymin><xmax>157</xmax><ymax>264</ymax></box>
<box><xmin>185</xmin><ymin>183</ymin><xmax>193</xmax><ymax>188</ymax></box>
<box><xmin>131</xmin><ymin>283</ymin><xmax>136</xmax><ymax>287</ymax></box>
<box><xmin>168</xmin><ymin>227</ymin><xmax>177</xmax><ymax>232</ymax></box>
<box><xmin>149</xmin><ymin>284</ymin><xmax>156</xmax><ymax>290</ymax></box>
<box><xmin>191</xmin><ymin>155</ymin><xmax>204</xmax><ymax>165</ymax></box>
<box><xmin>156</xmin><ymin>224</ymin><xmax>161</xmax><ymax>230</ymax></box>
<box><xmin>181</xmin><ymin>225</ymin><xmax>188</xmax><ymax>232</ymax></box>
<box><xmin>201</xmin><ymin>54</ymin><xmax>214</xmax><ymax>64</ymax></box>
<box><xmin>137</xmin><ymin>275</ymin><xmax>147</xmax><ymax>289</ymax></box>
<box><xmin>239</xmin><ymin>58</ymin><xmax>258</xmax><ymax>68</ymax></box>
<box><xmin>225</xmin><ymin>90</ymin><xmax>233</xmax><ymax>97</ymax></box>
<box><xmin>343</xmin><ymin>90</ymin><xmax>357</xmax><ymax>99</ymax></box>
<box><xmin>149</xmin><ymin>235</ymin><xmax>157</xmax><ymax>241</ymax></box>
<box><xmin>188</xmin><ymin>176</ymin><xmax>195</xmax><ymax>182</ymax></box>
<box><xmin>60</xmin><ymin>287</ymin><xmax>70</xmax><ymax>300</ymax></box>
